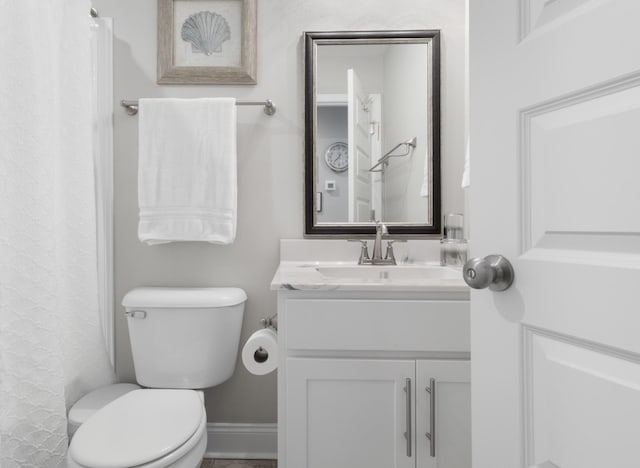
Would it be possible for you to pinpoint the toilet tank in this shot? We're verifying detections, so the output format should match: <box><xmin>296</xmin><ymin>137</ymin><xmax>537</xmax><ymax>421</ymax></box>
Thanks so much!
<box><xmin>122</xmin><ymin>287</ymin><xmax>246</xmax><ymax>389</ymax></box>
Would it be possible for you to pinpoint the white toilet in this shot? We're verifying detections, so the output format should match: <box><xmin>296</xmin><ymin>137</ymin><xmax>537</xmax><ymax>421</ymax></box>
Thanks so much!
<box><xmin>67</xmin><ymin>287</ymin><xmax>247</xmax><ymax>468</ymax></box>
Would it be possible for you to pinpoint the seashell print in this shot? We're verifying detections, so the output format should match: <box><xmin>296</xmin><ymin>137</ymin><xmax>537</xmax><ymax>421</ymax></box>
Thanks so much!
<box><xmin>181</xmin><ymin>11</ymin><xmax>231</xmax><ymax>56</ymax></box>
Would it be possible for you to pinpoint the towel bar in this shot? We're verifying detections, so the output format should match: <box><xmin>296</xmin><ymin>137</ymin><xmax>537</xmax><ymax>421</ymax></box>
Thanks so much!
<box><xmin>120</xmin><ymin>99</ymin><xmax>276</xmax><ymax>116</ymax></box>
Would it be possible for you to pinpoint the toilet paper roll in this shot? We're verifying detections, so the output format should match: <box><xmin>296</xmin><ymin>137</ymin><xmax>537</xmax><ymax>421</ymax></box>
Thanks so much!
<box><xmin>242</xmin><ymin>328</ymin><xmax>278</xmax><ymax>375</ymax></box>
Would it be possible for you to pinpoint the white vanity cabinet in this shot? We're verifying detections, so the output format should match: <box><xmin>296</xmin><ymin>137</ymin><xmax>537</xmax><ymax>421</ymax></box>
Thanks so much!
<box><xmin>287</xmin><ymin>358</ymin><xmax>416</xmax><ymax>468</ymax></box>
<box><xmin>277</xmin><ymin>290</ymin><xmax>470</xmax><ymax>468</ymax></box>
<box><xmin>416</xmin><ymin>360</ymin><xmax>471</xmax><ymax>468</ymax></box>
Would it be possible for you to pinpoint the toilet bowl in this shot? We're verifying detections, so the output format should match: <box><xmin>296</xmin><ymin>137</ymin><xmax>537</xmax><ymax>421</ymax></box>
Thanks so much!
<box><xmin>67</xmin><ymin>287</ymin><xmax>246</xmax><ymax>468</ymax></box>
<box><xmin>68</xmin><ymin>389</ymin><xmax>207</xmax><ymax>468</ymax></box>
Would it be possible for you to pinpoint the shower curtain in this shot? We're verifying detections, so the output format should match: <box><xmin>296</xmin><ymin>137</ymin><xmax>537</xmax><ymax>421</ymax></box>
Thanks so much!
<box><xmin>0</xmin><ymin>1</ymin><xmax>115</xmax><ymax>466</ymax></box>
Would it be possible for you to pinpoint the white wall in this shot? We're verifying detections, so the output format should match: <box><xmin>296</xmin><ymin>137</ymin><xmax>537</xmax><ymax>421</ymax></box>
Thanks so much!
<box><xmin>93</xmin><ymin>0</ymin><xmax>466</xmax><ymax>424</ymax></box>
<box><xmin>382</xmin><ymin>43</ymin><xmax>430</xmax><ymax>223</ymax></box>
<box><xmin>317</xmin><ymin>54</ymin><xmax>385</xmax><ymax>95</ymax></box>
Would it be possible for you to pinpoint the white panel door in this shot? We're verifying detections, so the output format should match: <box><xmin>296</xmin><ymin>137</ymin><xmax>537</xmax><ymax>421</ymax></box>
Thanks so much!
<box><xmin>470</xmin><ymin>2</ymin><xmax>640</xmax><ymax>468</ymax></box>
<box><xmin>286</xmin><ymin>358</ymin><xmax>415</xmax><ymax>468</ymax></box>
<box><xmin>347</xmin><ymin>68</ymin><xmax>373</xmax><ymax>222</ymax></box>
<box><xmin>416</xmin><ymin>360</ymin><xmax>471</xmax><ymax>468</ymax></box>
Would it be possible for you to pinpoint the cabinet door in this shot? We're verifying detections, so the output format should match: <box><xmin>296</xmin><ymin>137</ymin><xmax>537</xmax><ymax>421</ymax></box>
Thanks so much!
<box><xmin>416</xmin><ymin>360</ymin><xmax>471</xmax><ymax>468</ymax></box>
<box><xmin>286</xmin><ymin>358</ymin><xmax>415</xmax><ymax>468</ymax></box>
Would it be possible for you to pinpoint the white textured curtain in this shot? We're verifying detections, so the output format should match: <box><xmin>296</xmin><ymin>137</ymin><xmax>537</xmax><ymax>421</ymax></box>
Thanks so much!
<box><xmin>0</xmin><ymin>1</ymin><xmax>115</xmax><ymax>466</ymax></box>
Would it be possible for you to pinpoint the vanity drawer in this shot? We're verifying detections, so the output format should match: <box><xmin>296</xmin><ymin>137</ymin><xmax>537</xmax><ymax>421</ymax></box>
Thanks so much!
<box><xmin>283</xmin><ymin>298</ymin><xmax>469</xmax><ymax>353</ymax></box>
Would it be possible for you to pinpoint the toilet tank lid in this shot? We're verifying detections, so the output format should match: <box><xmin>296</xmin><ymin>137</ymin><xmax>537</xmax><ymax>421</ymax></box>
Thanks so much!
<box><xmin>122</xmin><ymin>287</ymin><xmax>247</xmax><ymax>308</ymax></box>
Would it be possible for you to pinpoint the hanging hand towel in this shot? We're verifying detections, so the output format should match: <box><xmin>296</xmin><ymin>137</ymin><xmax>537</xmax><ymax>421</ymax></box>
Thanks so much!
<box><xmin>138</xmin><ymin>98</ymin><xmax>237</xmax><ymax>245</ymax></box>
<box><xmin>461</xmin><ymin>137</ymin><xmax>471</xmax><ymax>188</ymax></box>
<box><xmin>419</xmin><ymin>144</ymin><xmax>430</xmax><ymax>198</ymax></box>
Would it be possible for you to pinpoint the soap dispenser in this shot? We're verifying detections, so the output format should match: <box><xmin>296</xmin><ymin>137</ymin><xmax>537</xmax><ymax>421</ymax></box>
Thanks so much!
<box><xmin>440</xmin><ymin>213</ymin><xmax>468</xmax><ymax>267</ymax></box>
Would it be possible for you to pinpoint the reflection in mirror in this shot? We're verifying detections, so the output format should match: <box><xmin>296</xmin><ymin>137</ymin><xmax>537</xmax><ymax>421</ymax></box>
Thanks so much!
<box><xmin>305</xmin><ymin>31</ymin><xmax>441</xmax><ymax>236</ymax></box>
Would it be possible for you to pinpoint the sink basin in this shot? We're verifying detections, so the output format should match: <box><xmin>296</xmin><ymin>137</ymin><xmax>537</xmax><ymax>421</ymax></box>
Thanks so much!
<box><xmin>315</xmin><ymin>265</ymin><xmax>461</xmax><ymax>282</ymax></box>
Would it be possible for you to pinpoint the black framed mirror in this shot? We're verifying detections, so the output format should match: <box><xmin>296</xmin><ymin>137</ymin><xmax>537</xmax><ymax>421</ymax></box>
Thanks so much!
<box><xmin>304</xmin><ymin>30</ymin><xmax>441</xmax><ymax>237</ymax></box>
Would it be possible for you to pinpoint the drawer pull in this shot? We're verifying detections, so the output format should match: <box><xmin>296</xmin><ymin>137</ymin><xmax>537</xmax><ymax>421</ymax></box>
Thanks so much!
<box><xmin>404</xmin><ymin>377</ymin><xmax>412</xmax><ymax>457</ymax></box>
<box><xmin>425</xmin><ymin>377</ymin><xmax>436</xmax><ymax>457</ymax></box>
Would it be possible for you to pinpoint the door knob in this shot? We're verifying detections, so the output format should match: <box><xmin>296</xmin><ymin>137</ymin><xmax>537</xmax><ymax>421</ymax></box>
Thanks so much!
<box><xmin>463</xmin><ymin>255</ymin><xmax>514</xmax><ymax>291</ymax></box>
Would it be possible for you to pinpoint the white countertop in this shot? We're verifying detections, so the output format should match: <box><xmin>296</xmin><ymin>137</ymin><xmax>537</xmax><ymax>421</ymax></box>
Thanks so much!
<box><xmin>270</xmin><ymin>240</ymin><xmax>469</xmax><ymax>293</ymax></box>
<box><xmin>270</xmin><ymin>261</ymin><xmax>468</xmax><ymax>292</ymax></box>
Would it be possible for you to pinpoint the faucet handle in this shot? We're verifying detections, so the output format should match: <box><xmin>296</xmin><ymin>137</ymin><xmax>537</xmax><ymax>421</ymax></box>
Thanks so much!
<box><xmin>384</xmin><ymin>241</ymin><xmax>396</xmax><ymax>264</ymax></box>
<box><xmin>348</xmin><ymin>239</ymin><xmax>370</xmax><ymax>264</ymax></box>
<box><xmin>385</xmin><ymin>239</ymin><xmax>407</xmax><ymax>265</ymax></box>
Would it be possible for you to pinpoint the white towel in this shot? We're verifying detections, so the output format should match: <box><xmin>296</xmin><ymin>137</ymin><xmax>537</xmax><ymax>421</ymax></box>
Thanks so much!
<box><xmin>419</xmin><ymin>145</ymin><xmax>430</xmax><ymax>198</ymax></box>
<box><xmin>137</xmin><ymin>98</ymin><xmax>237</xmax><ymax>244</ymax></box>
<box><xmin>461</xmin><ymin>137</ymin><xmax>470</xmax><ymax>188</ymax></box>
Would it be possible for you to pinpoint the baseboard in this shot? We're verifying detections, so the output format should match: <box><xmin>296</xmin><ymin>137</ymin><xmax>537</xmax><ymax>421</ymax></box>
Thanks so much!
<box><xmin>204</xmin><ymin>423</ymin><xmax>277</xmax><ymax>460</ymax></box>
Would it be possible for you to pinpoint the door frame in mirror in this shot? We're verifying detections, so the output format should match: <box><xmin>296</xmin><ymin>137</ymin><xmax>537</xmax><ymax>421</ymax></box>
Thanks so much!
<box><xmin>304</xmin><ymin>30</ymin><xmax>442</xmax><ymax>237</ymax></box>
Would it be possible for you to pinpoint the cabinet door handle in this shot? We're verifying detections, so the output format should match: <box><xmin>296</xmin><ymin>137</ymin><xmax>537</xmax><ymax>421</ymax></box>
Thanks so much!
<box><xmin>404</xmin><ymin>377</ymin><xmax>412</xmax><ymax>457</ymax></box>
<box><xmin>425</xmin><ymin>377</ymin><xmax>436</xmax><ymax>457</ymax></box>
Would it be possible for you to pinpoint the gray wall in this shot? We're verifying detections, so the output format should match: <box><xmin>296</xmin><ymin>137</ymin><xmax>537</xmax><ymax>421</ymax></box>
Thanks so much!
<box><xmin>93</xmin><ymin>0</ymin><xmax>466</xmax><ymax>424</ymax></box>
<box><xmin>316</xmin><ymin>106</ymin><xmax>348</xmax><ymax>223</ymax></box>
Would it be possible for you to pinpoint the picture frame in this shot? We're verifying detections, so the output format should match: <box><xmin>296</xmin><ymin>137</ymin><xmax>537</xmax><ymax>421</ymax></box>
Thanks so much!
<box><xmin>157</xmin><ymin>0</ymin><xmax>257</xmax><ymax>84</ymax></box>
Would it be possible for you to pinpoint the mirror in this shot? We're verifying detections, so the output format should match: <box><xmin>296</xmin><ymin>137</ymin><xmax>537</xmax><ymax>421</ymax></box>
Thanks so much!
<box><xmin>304</xmin><ymin>30</ymin><xmax>441</xmax><ymax>237</ymax></box>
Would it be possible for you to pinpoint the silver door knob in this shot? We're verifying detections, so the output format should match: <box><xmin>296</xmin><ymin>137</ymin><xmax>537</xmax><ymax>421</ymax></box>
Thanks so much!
<box><xmin>463</xmin><ymin>255</ymin><xmax>514</xmax><ymax>291</ymax></box>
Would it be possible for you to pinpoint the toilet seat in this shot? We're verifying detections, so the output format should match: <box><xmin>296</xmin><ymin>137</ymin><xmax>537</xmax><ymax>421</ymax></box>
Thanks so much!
<box><xmin>68</xmin><ymin>383</ymin><xmax>141</xmax><ymax>436</ymax></box>
<box><xmin>68</xmin><ymin>389</ymin><xmax>205</xmax><ymax>468</ymax></box>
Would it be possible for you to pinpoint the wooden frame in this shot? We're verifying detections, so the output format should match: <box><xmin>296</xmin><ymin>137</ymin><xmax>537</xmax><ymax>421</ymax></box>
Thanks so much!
<box><xmin>157</xmin><ymin>0</ymin><xmax>257</xmax><ymax>84</ymax></box>
<box><xmin>304</xmin><ymin>30</ymin><xmax>442</xmax><ymax>237</ymax></box>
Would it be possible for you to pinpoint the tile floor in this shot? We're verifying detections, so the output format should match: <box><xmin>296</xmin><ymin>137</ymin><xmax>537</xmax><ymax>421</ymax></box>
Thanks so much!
<box><xmin>199</xmin><ymin>459</ymin><xmax>277</xmax><ymax>468</ymax></box>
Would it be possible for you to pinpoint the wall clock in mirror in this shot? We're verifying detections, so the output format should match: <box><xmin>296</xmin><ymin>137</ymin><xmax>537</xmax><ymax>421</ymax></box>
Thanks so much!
<box><xmin>324</xmin><ymin>141</ymin><xmax>348</xmax><ymax>172</ymax></box>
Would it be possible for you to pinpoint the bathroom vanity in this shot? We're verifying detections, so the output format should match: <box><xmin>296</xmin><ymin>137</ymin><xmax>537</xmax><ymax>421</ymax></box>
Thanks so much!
<box><xmin>291</xmin><ymin>31</ymin><xmax>468</xmax><ymax>464</ymax></box>
<box><xmin>272</xmin><ymin>240</ymin><xmax>470</xmax><ymax>468</ymax></box>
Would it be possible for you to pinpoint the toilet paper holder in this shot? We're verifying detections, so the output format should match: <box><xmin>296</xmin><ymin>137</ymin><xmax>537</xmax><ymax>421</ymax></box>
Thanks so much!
<box><xmin>248</xmin><ymin>314</ymin><xmax>278</xmax><ymax>368</ymax></box>
<box><xmin>259</xmin><ymin>313</ymin><xmax>278</xmax><ymax>331</ymax></box>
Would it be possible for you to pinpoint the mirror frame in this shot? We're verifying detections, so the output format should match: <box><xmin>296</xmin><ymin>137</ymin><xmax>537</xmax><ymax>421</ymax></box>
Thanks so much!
<box><xmin>304</xmin><ymin>30</ymin><xmax>441</xmax><ymax>237</ymax></box>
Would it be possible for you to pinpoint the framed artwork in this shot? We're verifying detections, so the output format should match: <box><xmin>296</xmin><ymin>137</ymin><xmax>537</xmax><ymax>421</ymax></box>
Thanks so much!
<box><xmin>157</xmin><ymin>0</ymin><xmax>257</xmax><ymax>84</ymax></box>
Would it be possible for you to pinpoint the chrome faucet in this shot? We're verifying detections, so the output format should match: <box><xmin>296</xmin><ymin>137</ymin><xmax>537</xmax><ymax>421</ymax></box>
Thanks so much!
<box><xmin>350</xmin><ymin>222</ymin><xmax>403</xmax><ymax>265</ymax></box>
<box><xmin>372</xmin><ymin>221</ymin><xmax>388</xmax><ymax>263</ymax></box>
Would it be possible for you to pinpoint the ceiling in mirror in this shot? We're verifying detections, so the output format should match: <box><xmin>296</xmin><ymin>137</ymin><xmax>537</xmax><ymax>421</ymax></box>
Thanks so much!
<box><xmin>304</xmin><ymin>30</ymin><xmax>441</xmax><ymax>237</ymax></box>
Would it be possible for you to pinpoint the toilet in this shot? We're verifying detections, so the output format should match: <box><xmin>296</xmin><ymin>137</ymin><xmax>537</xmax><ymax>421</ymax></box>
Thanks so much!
<box><xmin>67</xmin><ymin>382</ymin><xmax>141</xmax><ymax>437</ymax></box>
<box><xmin>67</xmin><ymin>287</ymin><xmax>247</xmax><ymax>468</ymax></box>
